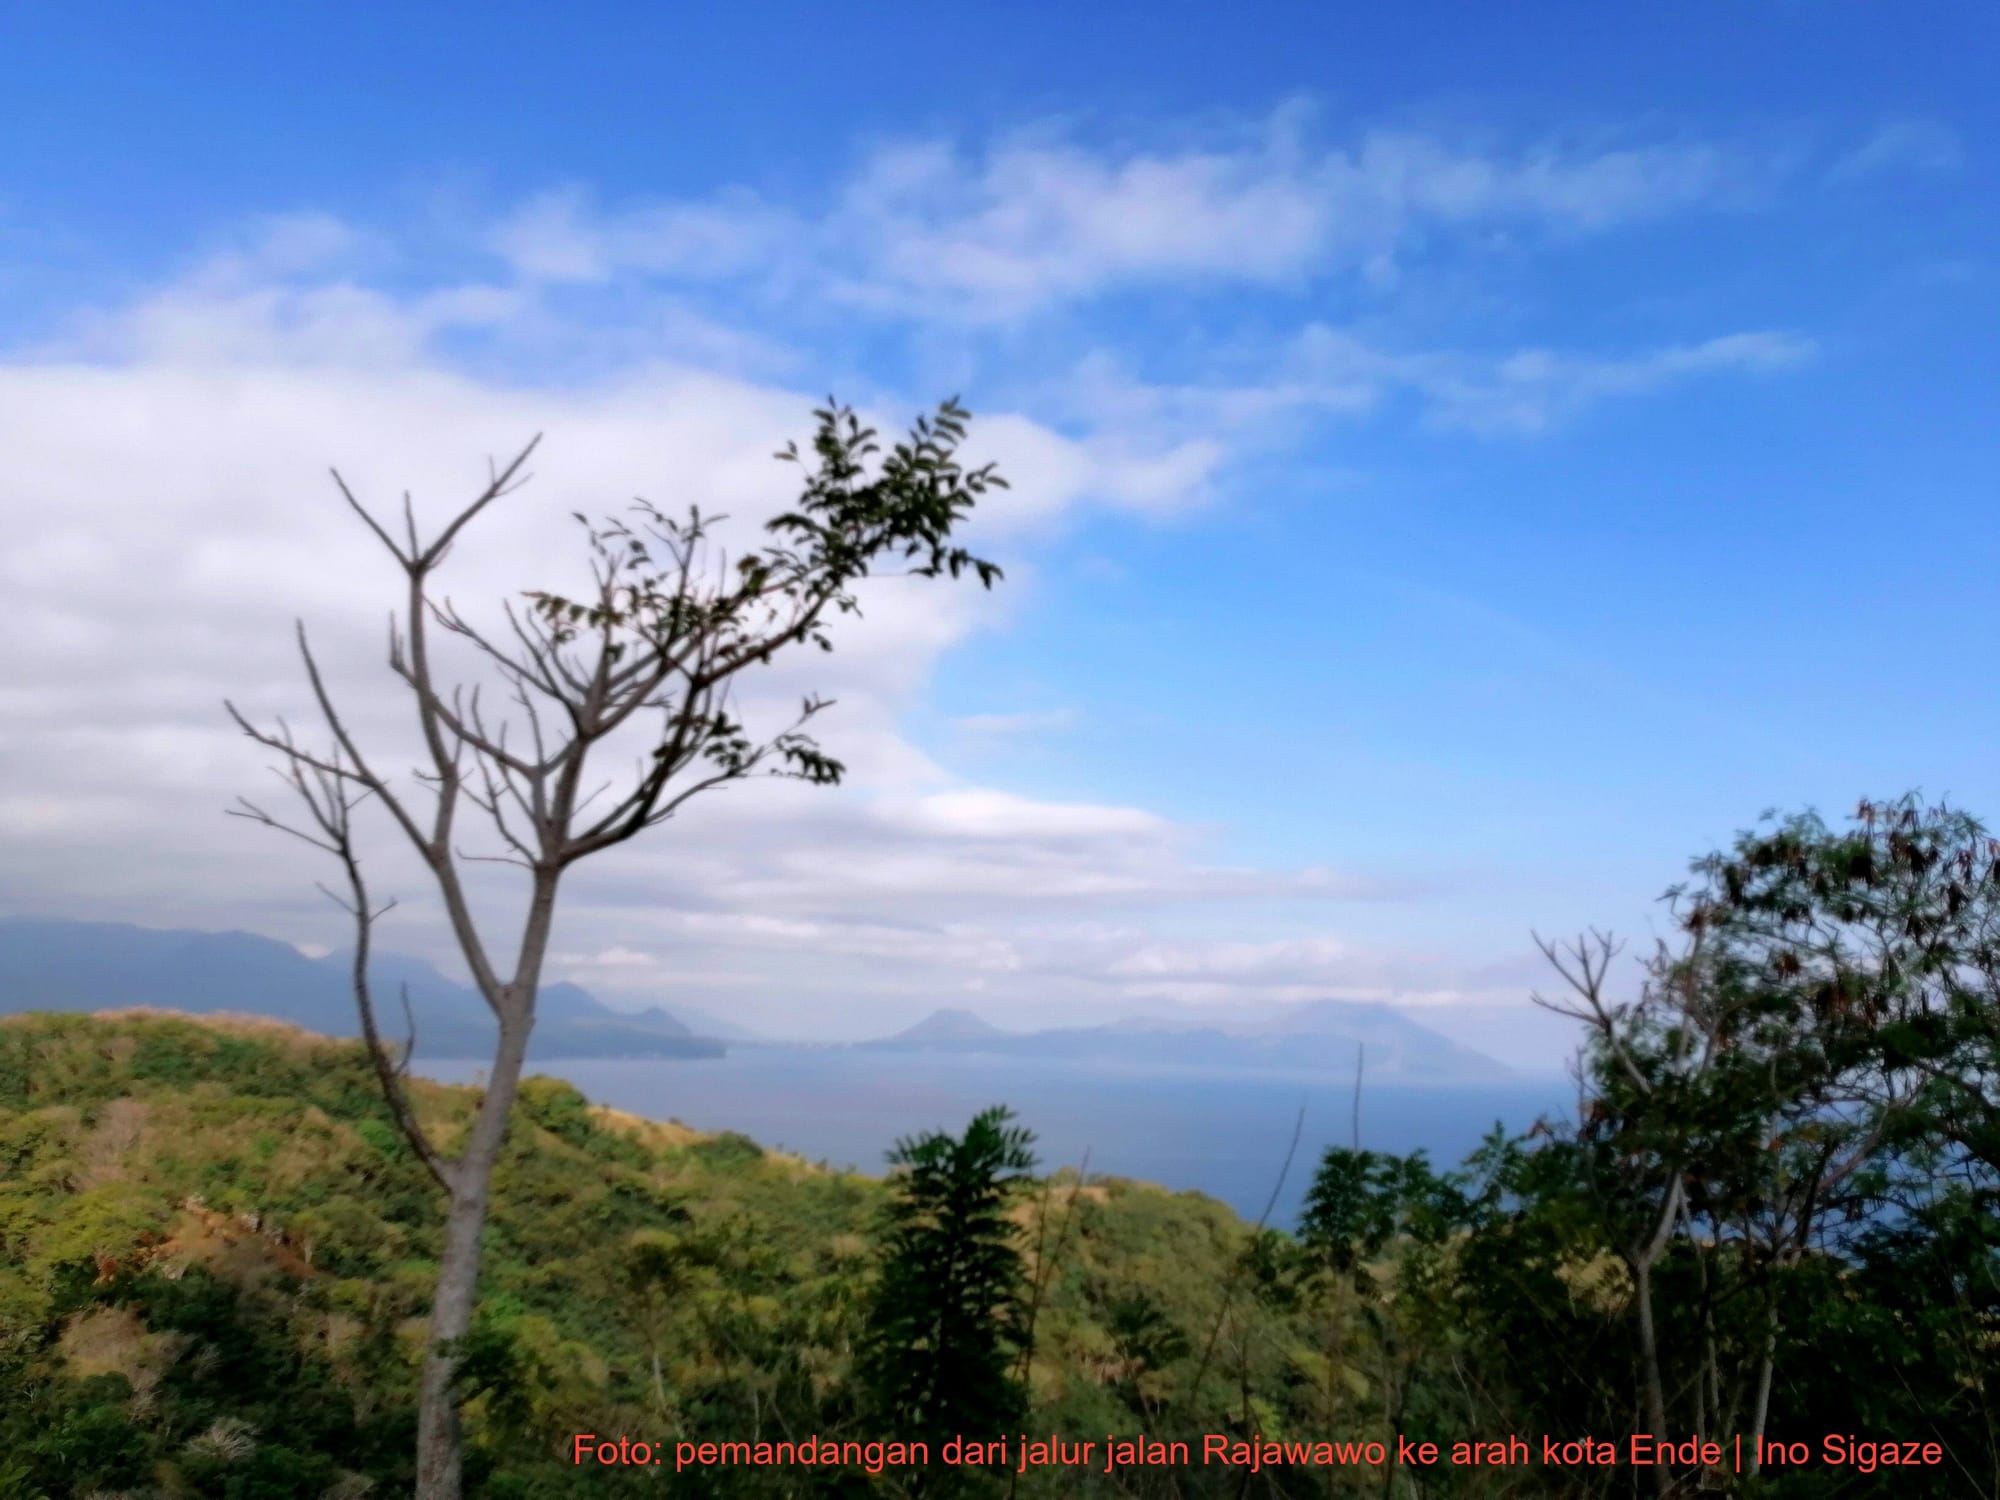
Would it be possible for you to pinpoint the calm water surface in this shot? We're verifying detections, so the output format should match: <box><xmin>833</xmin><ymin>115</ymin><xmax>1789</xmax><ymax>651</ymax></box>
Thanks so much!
<box><xmin>419</xmin><ymin>1048</ymin><xmax>1573</xmax><ymax>1227</ymax></box>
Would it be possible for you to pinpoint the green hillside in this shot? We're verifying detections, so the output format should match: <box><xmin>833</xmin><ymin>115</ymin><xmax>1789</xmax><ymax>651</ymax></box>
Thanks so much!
<box><xmin>4</xmin><ymin>998</ymin><xmax>1993</xmax><ymax>1499</ymax></box>
<box><xmin>0</xmin><ymin>1012</ymin><xmax>1293</xmax><ymax>1498</ymax></box>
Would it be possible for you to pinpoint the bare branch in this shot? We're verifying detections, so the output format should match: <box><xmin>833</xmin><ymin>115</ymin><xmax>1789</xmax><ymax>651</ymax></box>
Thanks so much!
<box><xmin>226</xmin><ymin>733</ymin><xmax>455</xmax><ymax>1191</ymax></box>
<box><xmin>330</xmin><ymin>469</ymin><xmax>411</xmax><ymax>566</ymax></box>
<box><xmin>414</xmin><ymin>436</ymin><xmax>542</xmax><ymax>568</ymax></box>
<box><xmin>1532</xmin><ymin>929</ymin><xmax>1654</xmax><ymax>1096</ymax></box>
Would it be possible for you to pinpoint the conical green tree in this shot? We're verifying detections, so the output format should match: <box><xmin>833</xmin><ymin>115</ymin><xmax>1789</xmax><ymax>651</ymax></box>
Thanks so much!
<box><xmin>861</xmin><ymin>1106</ymin><xmax>1037</xmax><ymax>1454</ymax></box>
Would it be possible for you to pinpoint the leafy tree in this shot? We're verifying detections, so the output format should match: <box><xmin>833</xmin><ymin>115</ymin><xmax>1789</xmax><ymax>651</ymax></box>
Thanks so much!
<box><xmin>1101</xmin><ymin>1289</ymin><xmax>1189</xmax><ymax>1415</ymax></box>
<box><xmin>1666</xmin><ymin>795</ymin><xmax>2000</xmax><ymax>1473</ymax></box>
<box><xmin>1681</xmin><ymin>796</ymin><xmax>2000</xmax><ymax>1192</ymax></box>
<box><xmin>861</xmin><ymin>1106</ymin><xmax>1037</xmax><ymax>1465</ymax></box>
<box><xmin>225</xmin><ymin>398</ymin><xmax>1008</xmax><ymax>1498</ymax></box>
<box><xmin>1498</xmin><ymin>794</ymin><xmax>2000</xmax><ymax>1493</ymax></box>
<box><xmin>1299</xmin><ymin>1148</ymin><xmax>1463</xmax><ymax>1276</ymax></box>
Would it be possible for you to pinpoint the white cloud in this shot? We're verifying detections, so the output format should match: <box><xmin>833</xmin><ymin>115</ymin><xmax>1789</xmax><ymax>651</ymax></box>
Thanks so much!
<box><xmin>1828</xmin><ymin>119</ymin><xmax>1964</xmax><ymax>184</ymax></box>
<box><xmin>474</xmin><ymin>108</ymin><xmax>1782</xmax><ymax>322</ymax></box>
<box><xmin>1341</xmin><ymin>131</ymin><xmax>1740</xmax><ymax>230</ymax></box>
<box><xmin>0</xmin><ymin>256</ymin><xmax>1410</xmax><ymax>1042</ymax></box>
<box><xmin>221</xmin><ymin>212</ymin><xmax>368</xmax><ymax>278</ymax></box>
<box><xmin>1419</xmin><ymin>329</ymin><xmax>1817</xmax><ymax>435</ymax></box>
<box><xmin>555</xmin><ymin>946</ymin><xmax>659</xmax><ymax>969</ymax></box>
<box><xmin>876</xmin><ymin>789</ymin><xmax>1166</xmax><ymax>840</ymax></box>
<box><xmin>1109</xmin><ymin>937</ymin><xmax>1350</xmax><ymax>979</ymax></box>
<box><xmin>58</xmin><ymin>276</ymin><xmax>526</xmax><ymax>370</ymax></box>
<box><xmin>1057</xmin><ymin>325</ymin><xmax>1816</xmax><ymax>446</ymax></box>
<box><xmin>824</xmin><ymin>122</ymin><xmax>1769</xmax><ymax>319</ymax></box>
<box><xmin>488</xmin><ymin>190</ymin><xmax>609</xmax><ymax>282</ymax></box>
<box><xmin>0</xmin><ymin>100</ymin><xmax>1831</xmax><ymax>1056</ymax></box>
<box><xmin>488</xmin><ymin>186</ymin><xmax>795</xmax><ymax>285</ymax></box>
<box><xmin>953</xmin><ymin>409</ymin><xmax>1227</xmax><ymax>523</ymax></box>
<box><xmin>948</xmin><ymin>709</ymin><xmax>1077</xmax><ymax>737</ymax></box>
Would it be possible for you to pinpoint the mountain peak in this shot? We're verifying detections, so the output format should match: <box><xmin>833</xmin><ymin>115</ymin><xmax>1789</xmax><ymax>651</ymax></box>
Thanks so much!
<box><xmin>884</xmin><ymin>1007</ymin><xmax>1007</xmax><ymax>1044</ymax></box>
<box><xmin>865</xmin><ymin>998</ymin><xmax>1507</xmax><ymax>1080</ymax></box>
<box><xmin>0</xmin><ymin>917</ymin><xmax>721</xmax><ymax>1061</ymax></box>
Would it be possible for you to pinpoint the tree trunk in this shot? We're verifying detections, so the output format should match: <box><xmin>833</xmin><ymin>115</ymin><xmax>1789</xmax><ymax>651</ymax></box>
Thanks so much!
<box><xmin>1744</xmin><ymin>1296</ymin><xmax>1779</xmax><ymax>1478</ymax></box>
<box><xmin>1631</xmin><ymin>1260</ymin><xmax>1672</xmax><ymax>1500</ymax></box>
<box><xmin>414</xmin><ymin>1010</ymin><xmax>534</xmax><ymax>1500</ymax></box>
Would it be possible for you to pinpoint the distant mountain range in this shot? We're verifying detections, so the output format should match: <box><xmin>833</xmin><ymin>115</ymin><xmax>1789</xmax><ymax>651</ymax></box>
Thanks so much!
<box><xmin>0</xmin><ymin>917</ymin><xmax>723</xmax><ymax>1061</ymax></box>
<box><xmin>2</xmin><ymin>917</ymin><xmax>1511</xmax><ymax>1081</ymax></box>
<box><xmin>859</xmin><ymin>1000</ymin><xmax>1509</xmax><ymax>1082</ymax></box>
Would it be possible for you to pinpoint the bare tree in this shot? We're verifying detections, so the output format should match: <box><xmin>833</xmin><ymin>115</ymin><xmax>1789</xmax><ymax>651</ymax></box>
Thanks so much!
<box><xmin>1532</xmin><ymin>928</ymin><xmax>1713</xmax><ymax>1500</ymax></box>
<box><xmin>226</xmin><ymin>399</ymin><xmax>1007</xmax><ymax>1499</ymax></box>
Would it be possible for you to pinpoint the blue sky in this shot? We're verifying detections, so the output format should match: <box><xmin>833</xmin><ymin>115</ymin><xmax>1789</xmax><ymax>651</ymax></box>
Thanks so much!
<box><xmin>2</xmin><ymin>4</ymin><xmax>1995</xmax><ymax>1069</ymax></box>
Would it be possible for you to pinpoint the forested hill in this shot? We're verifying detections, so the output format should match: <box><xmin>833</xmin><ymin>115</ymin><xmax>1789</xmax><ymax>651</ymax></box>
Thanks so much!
<box><xmin>859</xmin><ymin>1001</ymin><xmax>1507</xmax><ymax>1081</ymax></box>
<box><xmin>0</xmin><ymin>917</ymin><xmax>721</xmax><ymax>1060</ymax></box>
<box><xmin>3</xmin><ymin>1005</ymin><xmax>1992</xmax><ymax>1498</ymax></box>
<box><xmin>0</xmin><ymin>1011</ymin><xmax>1265</xmax><ymax>1497</ymax></box>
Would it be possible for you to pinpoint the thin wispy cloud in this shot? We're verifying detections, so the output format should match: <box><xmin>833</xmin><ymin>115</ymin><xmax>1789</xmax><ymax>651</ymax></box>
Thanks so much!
<box><xmin>948</xmin><ymin>709</ymin><xmax>1078</xmax><ymax>737</ymax></box>
<box><xmin>1055</xmin><ymin>325</ymin><xmax>1817</xmax><ymax>447</ymax></box>
<box><xmin>479</xmin><ymin>109</ymin><xmax>1798</xmax><ymax>322</ymax></box>
<box><xmin>1827</xmin><ymin>118</ymin><xmax>1965</xmax><ymax>184</ymax></box>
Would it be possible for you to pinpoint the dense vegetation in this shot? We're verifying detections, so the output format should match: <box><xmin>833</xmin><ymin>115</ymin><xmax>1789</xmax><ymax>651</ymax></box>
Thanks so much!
<box><xmin>0</xmin><ymin>1011</ymin><xmax>1263</xmax><ymax>1499</ymax></box>
<box><xmin>2</xmin><ymin>798</ymin><xmax>1996</xmax><ymax>1498</ymax></box>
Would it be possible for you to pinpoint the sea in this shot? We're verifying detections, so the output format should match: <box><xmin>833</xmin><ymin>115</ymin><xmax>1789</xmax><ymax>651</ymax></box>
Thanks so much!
<box><xmin>418</xmin><ymin>1047</ymin><xmax>1574</xmax><ymax>1228</ymax></box>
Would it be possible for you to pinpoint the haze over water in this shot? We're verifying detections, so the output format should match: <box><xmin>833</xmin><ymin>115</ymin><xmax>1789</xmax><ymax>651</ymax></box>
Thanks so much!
<box><xmin>421</xmin><ymin>1049</ymin><xmax>1574</xmax><ymax>1227</ymax></box>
